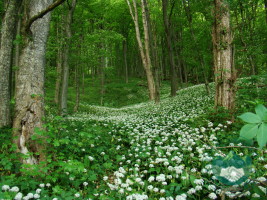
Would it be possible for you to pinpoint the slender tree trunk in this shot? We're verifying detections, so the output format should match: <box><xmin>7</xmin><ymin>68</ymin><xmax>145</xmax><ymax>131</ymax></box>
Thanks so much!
<box><xmin>60</xmin><ymin>0</ymin><xmax>77</xmax><ymax>115</ymax></box>
<box><xmin>55</xmin><ymin>48</ymin><xmax>63</xmax><ymax>104</ymax></box>
<box><xmin>182</xmin><ymin>60</ymin><xmax>188</xmax><ymax>84</ymax></box>
<box><xmin>123</xmin><ymin>40</ymin><xmax>129</xmax><ymax>83</ymax></box>
<box><xmin>55</xmin><ymin>16</ymin><xmax>63</xmax><ymax>104</ymax></box>
<box><xmin>0</xmin><ymin>0</ymin><xmax>20</xmax><ymax>128</ymax></box>
<box><xmin>126</xmin><ymin>0</ymin><xmax>157</xmax><ymax>102</ymax></box>
<box><xmin>100</xmin><ymin>51</ymin><xmax>105</xmax><ymax>106</ymax></box>
<box><xmin>162</xmin><ymin>0</ymin><xmax>178</xmax><ymax>96</ymax></box>
<box><xmin>141</xmin><ymin>0</ymin><xmax>157</xmax><ymax>101</ymax></box>
<box><xmin>73</xmin><ymin>64</ymin><xmax>80</xmax><ymax>112</ymax></box>
<box><xmin>183</xmin><ymin>0</ymin><xmax>210</xmax><ymax>94</ymax></box>
<box><xmin>212</xmin><ymin>0</ymin><xmax>236</xmax><ymax>110</ymax></box>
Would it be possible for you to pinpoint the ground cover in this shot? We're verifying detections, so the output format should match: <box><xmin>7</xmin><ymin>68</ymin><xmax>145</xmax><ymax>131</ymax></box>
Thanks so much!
<box><xmin>1</xmin><ymin>77</ymin><xmax>267</xmax><ymax>200</ymax></box>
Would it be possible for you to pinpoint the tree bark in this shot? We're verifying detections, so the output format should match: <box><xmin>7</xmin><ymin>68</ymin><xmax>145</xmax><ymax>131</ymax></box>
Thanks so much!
<box><xmin>12</xmin><ymin>4</ymin><xmax>23</xmax><ymax>98</ymax></box>
<box><xmin>60</xmin><ymin>0</ymin><xmax>77</xmax><ymax>115</ymax></box>
<box><xmin>126</xmin><ymin>0</ymin><xmax>157</xmax><ymax>102</ymax></box>
<box><xmin>212</xmin><ymin>0</ymin><xmax>236</xmax><ymax>110</ymax></box>
<box><xmin>12</xmin><ymin>0</ymin><xmax>53</xmax><ymax>164</ymax></box>
<box><xmin>100</xmin><ymin>51</ymin><xmax>105</xmax><ymax>106</ymax></box>
<box><xmin>0</xmin><ymin>0</ymin><xmax>20</xmax><ymax>128</ymax></box>
<box><xmin>162</xmin><ymin>0</ymin><xmax>178</xmax><ymax>96</ymax></box>
<box><xmin>73</xmin><ymin>63</ymin><xmax>80</xmax><ymax>112</ymax></box>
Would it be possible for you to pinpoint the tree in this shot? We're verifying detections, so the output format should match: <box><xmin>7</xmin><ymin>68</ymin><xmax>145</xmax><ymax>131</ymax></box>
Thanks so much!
<box><xmin>60</xmin><ymin>0</ymin><xmax>77</xmax><ymax>115</ymax></box>
<box><xmin>126</xmin><ymin>0</ymin><xmax>159</xmax><ymax>102</ymax></box>
<box><xmin>0</xmin><ymin>0</ymin><xmax>20</xmax><ymax>128</ymax></box>
<box><xmin>13</xmin><ymin>0</ymin><xmax>65</xmax><ymax>164</ymax></box>
<box><xmin>162</xmin><ymin>0</ymin><xmax>178</xmax><ymax>96</ymax></box>
<box><xmin>182</xmin><ymin>0</ymin><xmax>210</xmax><ymax>94</ymax></box>
<box><xmin>212</xmin><ymin>0</ymin><xmax>236</xmax><ymax>110</ymax></box>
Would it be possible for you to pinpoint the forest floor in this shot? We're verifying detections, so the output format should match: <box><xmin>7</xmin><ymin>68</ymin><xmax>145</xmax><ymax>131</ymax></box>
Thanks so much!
<box><xmin>1</xmin><ymin>76</ymin><xmax>267</xmax><ymax>200</ymax></box>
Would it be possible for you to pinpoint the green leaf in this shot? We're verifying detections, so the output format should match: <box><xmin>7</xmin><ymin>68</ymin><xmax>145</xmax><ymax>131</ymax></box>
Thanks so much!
<box><xmin>240</xmin><ymin>124</ymin><xmax>258</xmax><ymax>140</ymax></box>
<box><xmin>238</xmin><ymin>112</ymin><xmax>262</xmax><ymax>123</ymax></box>
<box><xmin>255</xmin><ymin>104</ymin><xmax>267</xmax><ymax>121</ymax></box>
<box><xmin>257</xmin><ymin>123</ymin><xmax>267</xmax><ymax>149</ymax></box>
<box><xmin>252</xmin><ymin>182</ymin><xmax>266</xmax><ymax>196</ymax></box>
<box><xmin>189</xmin><ymin>175</ymin><xmax>196</xmax><ymax>186</ymax></box>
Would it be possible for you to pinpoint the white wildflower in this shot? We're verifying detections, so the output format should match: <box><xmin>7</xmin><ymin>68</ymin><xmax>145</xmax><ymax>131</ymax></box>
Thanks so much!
<box><xmin>14</xmin><ymin>192</ymin><xmax>23</xmax><ymax>200</ymax></box>
<box><xmin>208</xmin><ymin>192</ymin><xmax>217</xmax><ymax>199</ymax></box>
<box><xmin>2</xmin><ymin>185</ymin><xmax>10</xmax><ymax>191</ymax></box>
<box><xmin>10</xmin><ymin>186</ymin><xmax>19</xmax><ymax>192</ymax></box>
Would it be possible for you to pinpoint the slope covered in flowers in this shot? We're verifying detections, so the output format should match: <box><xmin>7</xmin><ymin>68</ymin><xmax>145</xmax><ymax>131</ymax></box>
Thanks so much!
<box><xmin>1</xmin><ymin>82</ymin><xmax>266</xmax><ymax>200</ymax></box>
<box><xmin>68</xmin><ymin>84</ymin><xmax>266</xmax><ymax>200</ymax></box>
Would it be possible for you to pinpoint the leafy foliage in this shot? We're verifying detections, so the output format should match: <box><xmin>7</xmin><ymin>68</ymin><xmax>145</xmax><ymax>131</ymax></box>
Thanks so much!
<box><xmin>1</xmin><ymin>82</ymin><xmax>267</xmax><ymax>199</ymax></box>
<box><xmin>238</xmin><ymin>104</ymin><xmax>267</xmax><ymax>148</ymax></box>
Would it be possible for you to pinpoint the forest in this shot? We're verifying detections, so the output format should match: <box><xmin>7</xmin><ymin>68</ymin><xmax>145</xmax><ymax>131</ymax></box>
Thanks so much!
<box><xmin>0</xmin><ymin>0</ymin><xmax>267</xmax><ymax>199</ymax></box>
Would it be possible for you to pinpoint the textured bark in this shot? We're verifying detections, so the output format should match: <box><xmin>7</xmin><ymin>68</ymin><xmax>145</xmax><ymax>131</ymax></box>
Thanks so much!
<box><xmin>23</xmin><ymin>0</ymin><xmax>66</xmax><ymax>35</ymax></box>
<box><xmin>126</xmin><ymin>0</ymin><xmax>157</xmax><ymax>102</ymax></box>
<box><xmin>162</xmin><ymin>0</ymin><xmax>178</xmax><ymax>96</ymax></box>
<box><xmin>212</xmin><ymin>0</ymin><xmax>236</xmax><ymax>110</ymax></box>
<box><xmin>141</xmin><ymin>0</ymin><xmax>157</xmax><ymax>101</ymax></box>
<box><xmin>13</xmin><ymin>0</ymin><xmax>53</xmax><ymax>164</ymax></box>
<box><xmin>13</xmin><ymin>4</ymin><xmax>23</xmax><ymax>97</ymax></box>
<box><xmin>0</xmin><ymin>0</ymin><xmax>20</xmax><ymax>128</ymax></box>
<box><xmin>60</xmin><ymin>0</ymin><xmax>77</xmax><ymax>115</ymax></box>
<box><xmin>55</xmin><ymin>47</ymin><xmax>63</xmax><ymax>105</ymax></box>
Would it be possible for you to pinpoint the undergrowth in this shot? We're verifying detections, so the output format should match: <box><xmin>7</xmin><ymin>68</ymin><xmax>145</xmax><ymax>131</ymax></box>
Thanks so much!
<box><xmin>1</xmin><ymin>76</ymin><xmax>266</xmax><ymax>200</ymax></box>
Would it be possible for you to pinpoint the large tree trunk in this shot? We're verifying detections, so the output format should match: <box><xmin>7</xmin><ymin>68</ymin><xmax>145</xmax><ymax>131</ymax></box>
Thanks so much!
<box><xmin>0</xmin><ymin>0</ymin><xmax>20</xmax><ymax>128</ymax></box>
<box><xmin>12</xmin><ymin>0</ymin><xmax>53</xmax><ymax>164</ymax></box>
<box><xmin>162</xmin><ymin>0</ymin><xmax>178</xmax><ymax>96</ymax></box>
<box><xmin>60</xmin><ymin>0</ymin><xmax>77</xmax><ymax>115</ymax></box>
<box><xmin>212</xmin><ymin>0</ymin><xmax>236</xmax><ymax>110</ymax></box>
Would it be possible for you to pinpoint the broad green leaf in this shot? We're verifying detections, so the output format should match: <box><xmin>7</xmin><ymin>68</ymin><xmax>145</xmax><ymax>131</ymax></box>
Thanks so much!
<box><xmin>240</xmin><ymin>124</ymin><xmax>258</xmax><ymax>140</ymax></box>
<box><xmin>257</xmin><ymin>123</ymin><xmax>267</xmax><ymax>149</ymax></box>
<box><xmin>255</xmin><ymin>104</ymin><xmax>267</xmax><ymax>121</ymax></box>
<box><xmin>238</xmin><ymin>112</ymin><xmax>261</xmax><ymax>123</ymax></box>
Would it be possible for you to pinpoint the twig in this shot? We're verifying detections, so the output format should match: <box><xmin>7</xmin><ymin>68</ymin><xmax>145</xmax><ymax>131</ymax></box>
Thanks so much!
<box><xmin>215</xmin><ymin>145</ymin><xmax>263</xmax><ymax>151</ymax></box>
<box><xmin>23</xmin><ymin>0</ymin><xmax>66</xmax><ymax>35</ymax></box>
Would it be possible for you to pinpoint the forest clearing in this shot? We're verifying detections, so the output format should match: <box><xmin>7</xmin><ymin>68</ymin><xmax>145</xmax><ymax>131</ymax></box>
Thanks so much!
<box><xmin>0</xmin><ymin>0</ymin><xmax>267</xmax><ymax>199</ymax></box>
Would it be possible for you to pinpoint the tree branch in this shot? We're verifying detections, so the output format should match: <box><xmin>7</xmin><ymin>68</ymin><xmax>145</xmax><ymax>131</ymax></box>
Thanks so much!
<box><xmin>215</xmin><ymin>145</ymin><xmax>263</xmax><ymax>151</ymax></box>
<box><xmin>24</xmin><ymin>0</ymin><xmax>66</xmax><ymax>35</ymax></box>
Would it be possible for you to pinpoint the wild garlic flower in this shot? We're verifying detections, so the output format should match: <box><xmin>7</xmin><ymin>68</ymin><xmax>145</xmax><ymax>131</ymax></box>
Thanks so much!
<box><xmin>2</xmin><ymin>185</ymin><xmax>10</xmax><ymax>191</ymax></box>
<box><xmin>14</xmin><ymin>192</ymin><xmax>23</xmax><ymax>200</ymax></box>
<box><xmin>208</xmin><ymin>192</ymin><xmax>217</xmax><ymax>199</ymax></box>
<box><xmin>10</xmin><ymin>186</ymin><xmax>19</xmax><ymax>192</ymax></box>
<box><xmin>194</xmin><ymin>179</ymin><xmax>204</xmax><ymax>185</ymax></box>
